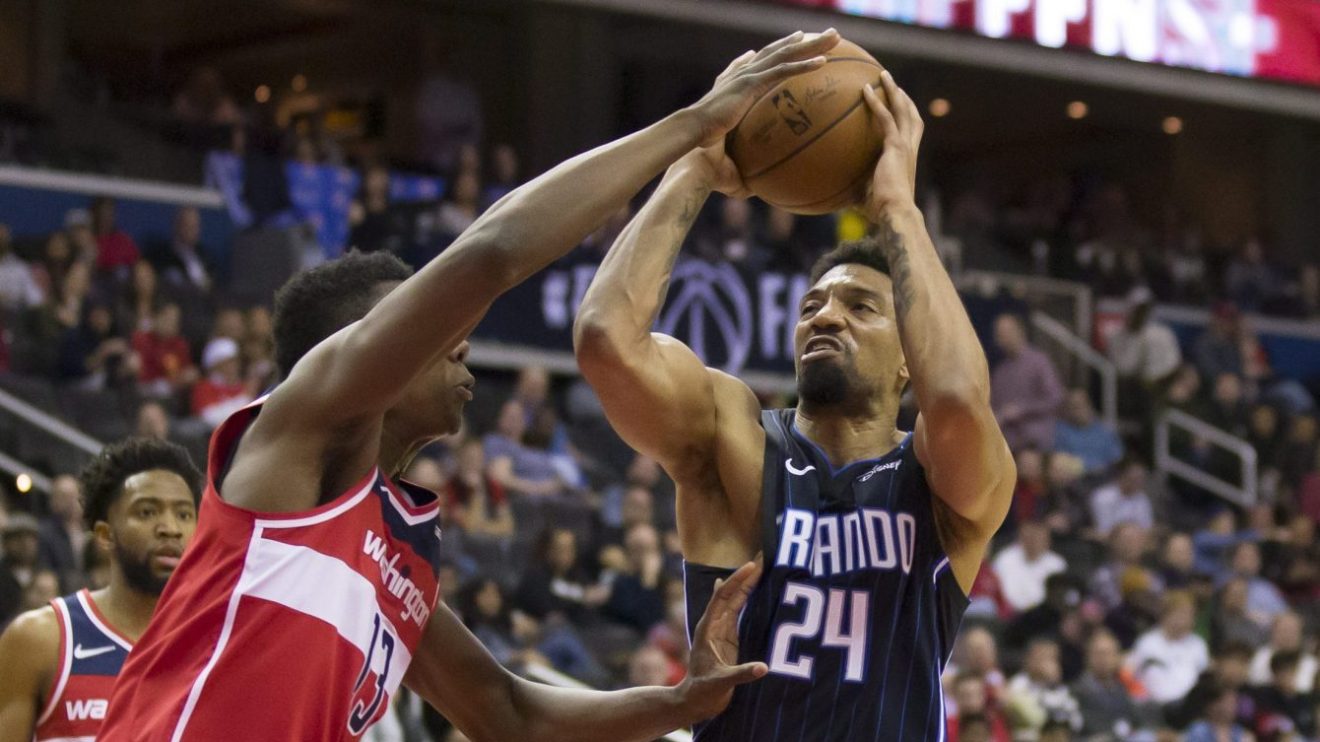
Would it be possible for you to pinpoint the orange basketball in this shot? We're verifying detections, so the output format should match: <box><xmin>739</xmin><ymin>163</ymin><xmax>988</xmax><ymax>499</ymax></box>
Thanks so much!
<box><xmin>728</xmin><ymin>38</ymin><xmax>886</xmax><ymax>215</ymax></box>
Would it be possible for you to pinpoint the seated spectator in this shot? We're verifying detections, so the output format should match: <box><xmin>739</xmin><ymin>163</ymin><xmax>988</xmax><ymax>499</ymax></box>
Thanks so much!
<box><xmin>1194</xmin><ymin>303</ymin><xmax>1245</xmax><ymax>382</ymax></box>
<box><xmin>484</xmin><ymin>399</ymin><xmax>568</xmax><ymax>498</ymax></box>
<box><xmin>1072</xmin><ymin>629</ymin><xmax>1149</xmax><ymax>739</ymax></box>
<box><xmin>241</xmin><ymin>306</ymin><xmax>277</xmax><ymax>392</ymax></box>
<box><xmin>481</xmin><ymin>144</ymin><xmax>519</xmax><ymax>209</ymax></box>
<box><xmin>348</xmin><ymin>164</ymin><xmax>411</xmax><ymax>255</ymax></box>
<box><xmin>36</xmin><ymin>474</ymin><xmax>85</xmax><ymax>591</ymax></box>
<box><xmin>23</xmin><ymin>568</ymin><xmax>60</xmax><ymax>612</ymax></box>
<box><xmin>1159</xmin><ymin>531</ymin><xmax>1198</xmax><ymax>590</ymax></box>
<box><xmin>191</xmin><ymin>337</ymin><xmax>257</xmax><ymax>428</ymax></box>
<box><xmin>1225</xmin><ymin>541</ymin><xmax>1289</xmax><ymax>630</ymax></box>
<box><xmin>1248</xmin><ymin>612</ymin><xmax>1317</xmax><ymax>693</ymax></box>
<box><xmin>1126</xmin><ymin>591</ymin><xmax>1209</xmax><ymax>704</ymax></box>
<box><xmin>992</xmin><ymin>520</ymin><xmax>1067</xmax><ymax>613</ymax></box>
<box><xmin>600</xmin><ymin>523</ymin><xmax>666</xmax><ymax>633</ymax></box>
<box><xmin>1004</xmin><ymin>574</ymin><xmax>1081</xmax><ymax>660</ymax></box>
<box><xmin>58</xmin><ymin>301</ymin><xmax>138</xmax><ymax>389</ymax></box>
<box><xmin>135</xmin><ymin>400</ymin><xmax>171</xmax><ymax>440</ymax></box>
<box><xmin>1183</xmin><ymin>681</ymin><xmax>1253</xmax><ymax>742</ymax></box>
<box><xmin>1247</xmin><ymin>650</ymin><xmax>1318</xmax><ymax>739</ymax></box>
<box><xmin>118</xmin><ymin>260</ymin><xmax>161</xmax><ymax>334</ymax></box>
<box><xmin>947</xmin><ymin>625</ymin><xmax>1008</xmax><ymax>712</ymax></box>
<box><xmin>148</xmin><ymin>206</ymin><xmax>214</xmax><ymax>295</ymax></box>
<box><xmin>1204</xmin><ymin>372</ymin><xmax>1250</xmax><ymax>438</ymax></box>
<box><xmin>1277</xmin><ymin>413</ymin><xmax>1319</xmax><ymax>493</ymax></box>
<box><xmin>1089</xmin><ymin>523</ymin><xmax>1160</xmax><ymax>612</ymax></box>
<box><xmin>1053</xmin><ymin>390</ymin><xmax>1123</xmax><ymax>475</ymax></box>
<box><xmin>1009</xmin><ymin>447</ymin><xmax>1046</xmax><ymax>526</ymax></box>
<box><xmin>172</xmin><ymin>66</ymin><xmax>241</xmax><ymax>126</ymax></box>
<box><xmin>1168</xmin><ymin>641</ymin><xmax>1255</xmax><ymax>730</ymax></box>
<box><xmin>599</xmin><ymin>452</ymin><xmax>671</xmax><ymax>531</ymax></box>
<box><xmin>991</xmin><ymin>314</ymin><xmax>1064</xmax><ymax>451</ymax></box>
<box><xmin>946</xmin><ymin>672</ymin><xmax>1011</xmax><ymax>742</ymax></box>
<box><xmin>965</xmin><ymin>562</ymin><xmax>1013</xmax><ymax>621</ymax></box>
<box><xmin>515</xmin><ymin>528</ymin><xmax>607</xmax><ymax>625</ymax></box>
<box><xmin>91</xmin><ymin>196</ymin><xmax>141</xmax><ymax>278</ymax></box>
<box><xmin>0</xmin><ymin>223</ymin><xmax>43</xmax><ymax>311</ymax></box>
<box><xmin>1211</xmin><ymin>578</ymin><xmax>1270</xmax><ymax>651</ymax></box>
<box><xmin>433</xmin><ymin>170</ymin><xmax>481</xmax><ymax>242</ymax></box>
<box><xmin>1005</xmin><ymin>638</ymin><xmax>1083</xmax><ymax>738</ymax></box>
<box><xmin>1102</xmin><ymin>567</ymin><xmax>1162</xmax><ymax>649</ymax></box>
<box><xmin>132</xmin><ymin>302</ymin><xmax>196</xmax><ymax>398</ymax></box>
<box><xmin>1088</xmin><ymin>459</ymin><xmax>1155</xmax><ymax>539</ymax></box>
<box><xmin>1225</xmin><ymin>237</ymin><xmax>1282</xmax><ymax>313</ymax></box>
<box><xmin>1193</xmin><ymin>508</ymin><xmax>1244</xmax><ymax>581</ymax></box>
<box><xmin>1106</xmin><ymin>287</ymin><xmax>1181</xmax><ymax>389</ymax></box>
<box><xmin>1038</xmin><ymin>453</ymin><xmax>1090</xmax><ymax>538</ymax></box>
<box><xmin>2</xmin><ymin>514</ymin><xmax>40</xmax><ymax>596</ymax></box>
<box><xmin>596</xmin><ymin>485</ymin><xmax>655</xmax><ymax>556</ymax></box>
<box><xmin>445</xmin><ymin>439</ymin><xmax>514</xmax><ymax>544</ymax></box>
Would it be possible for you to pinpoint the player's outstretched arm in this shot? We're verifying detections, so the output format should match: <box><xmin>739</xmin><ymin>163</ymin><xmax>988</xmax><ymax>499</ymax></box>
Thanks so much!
<box><xmin>571</xmin><ymin>34</ymin><xmax>841</xmax><ymax>479</ymax></box>
<box><xmin>859</xmin><ymin>73</ymin><xmax>1014</xmax><ymax>589</ymax></box>
<box><xmin>406</xmin><ymin>560</ymin><xmax>766</xmax><ymax>742</ymax></box>
<box><xmin>0</xmin><ymin>608</ymin><xmax>59</xmax><ymax>742</ymax></box>
<box><xmin>270</xmin><ymin>31</ymin><xmax>838</xmax><ymax>432</ymax></box>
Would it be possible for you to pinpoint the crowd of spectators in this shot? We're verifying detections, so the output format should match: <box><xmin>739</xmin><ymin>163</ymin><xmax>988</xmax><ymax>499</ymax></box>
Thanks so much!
<box><xmin>2</xmin><ymin>80</ymin><xmax>1320</xmax><ymax>742</ymax></box>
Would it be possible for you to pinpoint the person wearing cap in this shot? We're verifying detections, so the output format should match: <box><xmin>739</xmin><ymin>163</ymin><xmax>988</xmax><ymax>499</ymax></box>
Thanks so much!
<box><xmin>190</xmin><ymin>335</ymin><xmax>257</xmax><ymax>428</ymax></box>
<box><xmin>1</xmin><ymin>514</ymin><xmax>41</xmax><ymax>626</ymax></box>
<box><xmin>1107</xmin><ymin>286</ymin><xmax>1181</xmax><ymax>387</ymax></box>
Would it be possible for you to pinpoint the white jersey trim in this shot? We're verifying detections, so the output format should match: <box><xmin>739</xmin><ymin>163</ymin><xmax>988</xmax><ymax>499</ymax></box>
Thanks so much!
<box><xmin>170</xmin><ymin>473</ymin><xmax>409</xmax><ymax>741</ymax></box>
<box><xmin>35</xmin><ymin>598</ymin><xmax>75</xmax><ymax>727</ymax></box>
<box><xmin>380</xmin><ymin>483</ymin><xmax>439</xmax><ymax>526</ymax></box>
<box><xmin>36</xmin><ymin>736</ymin><xmax>96</xmax><ymax>742</ymax></box>
<box><xmin>75</xmin><ymin>591</ymin><xmax>133</xmax><ymax>652</ymax></box>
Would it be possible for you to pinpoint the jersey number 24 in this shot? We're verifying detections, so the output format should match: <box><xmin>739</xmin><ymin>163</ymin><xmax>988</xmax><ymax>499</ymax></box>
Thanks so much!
<box><xmin>768</xmin><ymin>581</ymin><xmax>870</xmax><ymax>683</ymax></box>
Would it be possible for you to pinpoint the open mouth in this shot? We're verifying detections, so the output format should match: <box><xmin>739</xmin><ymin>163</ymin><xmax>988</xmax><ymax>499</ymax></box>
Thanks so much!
<box><xmin>801</xmin><ymin>336</ymin><xmax>843</xmax><ymax>362</ymax></box>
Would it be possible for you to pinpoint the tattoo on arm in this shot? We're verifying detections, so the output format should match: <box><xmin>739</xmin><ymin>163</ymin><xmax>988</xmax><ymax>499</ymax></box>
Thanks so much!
<box><xmin>653</xmin><ymin>185</ymin><xmax>708</xmax><ymax>310</ymax></box>
<box><xmin>875</xmin><ymin>214</ymin><xmax>914</xmax><ymax>315</ymax></box>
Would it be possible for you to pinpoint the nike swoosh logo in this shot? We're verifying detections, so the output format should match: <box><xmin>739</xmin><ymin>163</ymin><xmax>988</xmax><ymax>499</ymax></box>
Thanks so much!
<box><xmin>785</xmin><ymin>459</ymin><xmax>816</xmax><ymax>476</ymax></box>
<box><xmin>73</xmin><ymin>644</ymin><xmax>116</xmax><ymax>660</ymax></box>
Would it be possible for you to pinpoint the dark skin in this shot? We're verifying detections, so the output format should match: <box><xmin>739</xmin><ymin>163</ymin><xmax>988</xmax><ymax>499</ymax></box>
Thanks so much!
<box><xmin>207</xmin><ymin>30</ymin><xmax>843</xmax><ymax>742</ymax></box>
<box><xmin>574</xmin><ymin>70</ymin><xmax>1014</xmax><ymax>594</ymax></box>
<box><xmin>0</xmin><ymin>471</ymin><xmax>197</xmax><ymax>742</ymax></box>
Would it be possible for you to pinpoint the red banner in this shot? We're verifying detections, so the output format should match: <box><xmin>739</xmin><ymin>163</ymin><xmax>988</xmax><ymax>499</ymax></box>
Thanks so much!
<box><xmin>763</xmin><ymin>0</ymin><xmax>1320</xmax><ymax>88</ymax></box>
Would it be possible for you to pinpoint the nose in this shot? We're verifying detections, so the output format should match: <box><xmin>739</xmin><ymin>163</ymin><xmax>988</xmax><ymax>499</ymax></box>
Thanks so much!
<box><xmin>156</xmin><ymin>512</ymin><xmax>183</xmax><ymax>539</ymax></box>
<box><xmin>809</xmin><ymin>296</ymin><xmax>846</xmax><ymax>333</ymax></box>
<box><xmin>449</xmin><ymin>340</ymin><xmax>471</xmax><ymax>364</ymax></box>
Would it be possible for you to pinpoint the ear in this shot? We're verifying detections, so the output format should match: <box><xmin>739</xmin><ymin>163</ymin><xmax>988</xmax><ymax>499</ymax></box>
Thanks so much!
<box><xmin>93</xmin><ymin>521</ymin><xmax>114</xmax><ymax>550</ymax></box>
<box><xmin>895</xmin><ymin>360</ymin><xmax>910</xmax><ymax>395</ymax></box>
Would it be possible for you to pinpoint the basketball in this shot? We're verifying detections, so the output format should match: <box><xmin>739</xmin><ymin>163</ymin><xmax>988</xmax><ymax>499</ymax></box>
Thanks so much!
<box><xmin>728</xmin><ymin>38</ymin><xmax>886</xmax><ymax>215</ymax></box>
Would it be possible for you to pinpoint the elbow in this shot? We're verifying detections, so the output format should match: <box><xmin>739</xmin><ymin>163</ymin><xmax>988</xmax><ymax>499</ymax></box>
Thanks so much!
<box><xmin>920</xmin><ymin>378</ymin><xmax>991</xmax><ymax>416</ymax></box>
<box><xmin>572</xmin><ymin>307</ymin><xmax>630</xmax><ymax>367</ymax></box>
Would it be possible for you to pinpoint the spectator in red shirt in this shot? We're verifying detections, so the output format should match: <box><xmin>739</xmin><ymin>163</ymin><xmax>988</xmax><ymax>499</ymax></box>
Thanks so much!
<box><xmin>91</xmin><ymin>196</ymin><xmax>141</xmax><ymax>276</ymax></box>
<box><xmin>946</xmin><ymin>672</ymin><xmax>1012</xmax><ymax>742</ymax></box>
<box><xmin>191</xmin><ymin>336</ymin><xmax>256</xmax><ymax>427</ymax></box>
<box><xmin>132</xmin><ymin>302</ymin><xmax>196</xmax><ymax>398</ymax></box>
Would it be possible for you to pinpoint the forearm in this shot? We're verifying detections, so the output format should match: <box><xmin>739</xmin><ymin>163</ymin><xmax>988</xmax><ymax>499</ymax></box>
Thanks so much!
<box><xmin>303</xmin><ymin>110</ymin><xmax>707</xmax><ymax>415</ymax></box>
<box><xmin>508</xmin><ymin>676</ymin><xmax>692</xmax><ymax>742</ymax></box>
<box><xmin>878</xmin><ymin>206</ymin><xmax>990</xmax><ymax>406</ymax></box>
<box><xmin>575</xmin><ymin>158</ymin><xmax>712</xmax><ymax>348</ymax></box>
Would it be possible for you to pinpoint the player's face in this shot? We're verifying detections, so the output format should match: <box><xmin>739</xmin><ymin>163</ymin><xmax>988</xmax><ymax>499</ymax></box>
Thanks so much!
<box><xmin>794</xmin><ymin>264</ymin><xmax>907</xmax><ymax>410</ymax></box>
<box><xmin>100</xmin><ymin>470</ymin><xmax>198</xmax><ymax>596</ymax></box>
<box><xmin>391</xmin><ymin>340</ymin><xmax>474</xmax><ymax>439</ymax></box>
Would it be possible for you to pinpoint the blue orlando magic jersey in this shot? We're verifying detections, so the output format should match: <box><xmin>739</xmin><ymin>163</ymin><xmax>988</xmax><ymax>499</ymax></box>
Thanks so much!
<box><xmin>684</xmin><ymin>409</ymin><xmax>969</xmax><ymax>741</ymax></box>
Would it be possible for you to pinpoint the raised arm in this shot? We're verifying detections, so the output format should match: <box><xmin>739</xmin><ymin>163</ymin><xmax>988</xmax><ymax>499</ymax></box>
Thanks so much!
<box><xmin>860</xmin><ymin>74</ymin><xmax>1014</xmax><ymax>589</ymax></box>
<box><xmin>406</xmin><ymin>561</ymin><xmax>766</xmax><ymax>742</ymax></box>
<box><xmin>230</xmin><ymin>32</ymin><xmax>838</xmax><ymax>510</ymax></box>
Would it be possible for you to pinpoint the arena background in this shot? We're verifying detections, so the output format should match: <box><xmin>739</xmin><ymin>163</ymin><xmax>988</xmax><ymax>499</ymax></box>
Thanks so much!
<box><xmin>1</xmin><ymin>1</ymin><xmax>1319</xmax><ymax>740</ymax></box>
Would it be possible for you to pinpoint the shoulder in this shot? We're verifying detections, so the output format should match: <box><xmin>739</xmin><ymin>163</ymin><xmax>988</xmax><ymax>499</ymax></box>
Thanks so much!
<box><xmin>708</xmin><ymin>370</ymin><xmax>759</xmax><ymax>416</ymax></box>
<box><xmin>0</xmin><ymin>604</ymin><xmax>60</xmax><ymax>678</ymax></box>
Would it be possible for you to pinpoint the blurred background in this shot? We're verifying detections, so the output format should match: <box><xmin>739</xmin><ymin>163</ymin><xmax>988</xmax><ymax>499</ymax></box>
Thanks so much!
<box><xmin>0</xmin><ymin>1</ymin><xmax>1318</xmax><ymax>740</ymax></box>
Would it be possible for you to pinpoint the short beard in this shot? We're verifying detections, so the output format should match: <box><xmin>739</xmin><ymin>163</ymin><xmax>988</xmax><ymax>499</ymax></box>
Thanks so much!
<box><xmin>115</xmin><ymin>542</ymin><xmax>168</xmax><ymax>596</ymax></box>
<box><xmin>798</xmin><ymin>361</ymin><xmax>855</xmax><ymax>409</ymax></box>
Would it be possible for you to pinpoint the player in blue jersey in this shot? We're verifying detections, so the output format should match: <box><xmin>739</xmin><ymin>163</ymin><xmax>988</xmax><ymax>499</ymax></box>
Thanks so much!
<box><xmin>574</xmin><ymin>70</ymin><xmax>1015</xmax><ymax>740</ymax></box>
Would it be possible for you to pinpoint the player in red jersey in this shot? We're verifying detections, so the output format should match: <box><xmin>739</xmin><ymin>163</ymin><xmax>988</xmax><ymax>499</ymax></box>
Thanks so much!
<box><xmin>100</xmin><ymin>30</ymin><xmax>842</xmax><ymax>742</ymax></box>
<box><xmin>0</xmin><ymin>438</ymin><xmax>201</xmax><ymax>742</ymax></box>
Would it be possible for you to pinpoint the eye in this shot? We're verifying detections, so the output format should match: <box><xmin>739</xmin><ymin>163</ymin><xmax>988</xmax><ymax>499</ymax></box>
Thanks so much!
<box><xmin>137</xmin><ymin>506</ymin><xmax>158</xmax><ymax>519</ymax></box>
<box><xmin>853</xmin><ymin>303</ymin><xmax>877</xmax><ymax>314</ymax></box>
<box><xmin>177</xmin><ymin>508</ymin><xmax>196</xmax><ymax>522</ymax></box>
<box><xmin>799</xmin><ymin>302</ymin><xmax>820</xmax><ymax>318</ymax></box>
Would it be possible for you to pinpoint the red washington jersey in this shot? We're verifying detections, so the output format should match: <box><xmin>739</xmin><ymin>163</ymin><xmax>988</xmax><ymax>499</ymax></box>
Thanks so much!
<box><xmin>34</xmin><ymin>589</ymin><xmax>134</xmax><ymax>742</ymax></box>
<box><xmin>100</xmin><ymin>400</ymin><xmax>443</xmax><ymax>741</ymax></box>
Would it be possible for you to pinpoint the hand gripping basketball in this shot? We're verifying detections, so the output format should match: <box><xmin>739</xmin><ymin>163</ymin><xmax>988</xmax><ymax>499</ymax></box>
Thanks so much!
<box><xmin>861</xmin><ymin>70</ymin><xmax>924</xmax><ymax>219</ymax></box>
<box><xmin>689</xmin><ymin>30</ymin><xmax>841</xmax><ymax>148</ymax></box>
<box><xmin>676</xmin><ymin>557</ymin><xmax>769</xmax><ymax>723</ymax></box>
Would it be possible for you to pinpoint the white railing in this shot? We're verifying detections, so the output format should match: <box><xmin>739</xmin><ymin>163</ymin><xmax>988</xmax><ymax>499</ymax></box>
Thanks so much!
<box><xmin>0</xmin><ymin>387</ymin><xmax>103</xmax><ymax>455</ymax></box>
<box><xmin>1029</xmin><ymin>311</ymin><xmax>1118</xmax><ymax>430</ymax></box>
<box><xmin>1154</xmin><ymin>408</ymin><xmax>1258</xmax><ymax>508</ymax></box>
<box><xmin>0</xmin><ymin>449</ymin><xmax>52</xmax><ymax>495</ymax></box>
<box><xmin>523</xmin><ymin>664</ymin><xmax>693</xmax><ymax>742</ymax></box>
<box><xmin>958</xmin><ymin>270</ymin><xmax>1093</xmax><ymax>340</ymax></box>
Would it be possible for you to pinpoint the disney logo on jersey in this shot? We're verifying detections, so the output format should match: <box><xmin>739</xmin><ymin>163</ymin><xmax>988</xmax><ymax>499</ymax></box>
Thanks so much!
<box><xmin>363</xmin><ymin>530</ymin><xmax>431</xmax><ymax>627</ymax></box>
<box><xmin>857</xmin><ymin>459</ymin><xmax>901</xmax><ymax>482</ymax></box>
